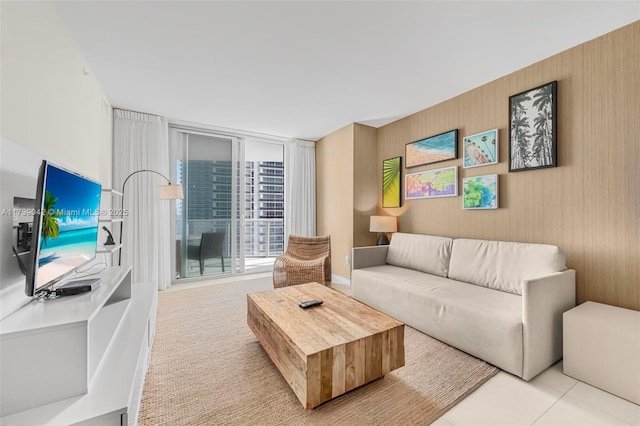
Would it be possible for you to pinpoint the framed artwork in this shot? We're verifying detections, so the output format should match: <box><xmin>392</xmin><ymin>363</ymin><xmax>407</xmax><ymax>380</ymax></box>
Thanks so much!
<box><xmin>382</xmin><ymin>156</ymin><xmax>402</xmax><ymax>208</ymax></box>
<box><xmin>463</xmin><ymin>174</ymin><xmax>498</xmax><ymax>209</ymax></box>
<box><xmin>405</xmin><ymin>166</ymin><xmax>457</xmax><ymax>199</ymax></box>
<box><xmin>509</xmin><ymin>81</ymin><xmax>557</xmax><ymax>172</ymax></box>
<box><xmin>405</xmin><ymin>129</ymin><xmax>458</xmax><ymax>168</ymax></box>
<box><xmin>463</xmin><ymin>129</ymin><xmax>498</xmax><ymax>168</ymax></box>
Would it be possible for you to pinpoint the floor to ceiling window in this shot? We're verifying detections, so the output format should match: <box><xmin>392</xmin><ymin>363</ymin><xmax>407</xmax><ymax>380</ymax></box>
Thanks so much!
<box><xmin>244</xmin><ymin>140</ymin><xmax>285</xmax><ymax>263</ymax></box>
<box><xmin>170</xmin><ymin>127</ymin><xmax>285</xmax><ymax>281</ymax></box>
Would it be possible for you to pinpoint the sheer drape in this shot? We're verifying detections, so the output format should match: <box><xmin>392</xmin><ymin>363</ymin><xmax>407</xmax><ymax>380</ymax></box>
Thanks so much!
<box><xmin>285</xmin><ymin>139</ymin><xmax>316</xmax><ymax>237</ymax></box>
<box><xmin>113</xmin><ymin>109</ymin><xmax>172</xmax><ymax>290</ymax></box>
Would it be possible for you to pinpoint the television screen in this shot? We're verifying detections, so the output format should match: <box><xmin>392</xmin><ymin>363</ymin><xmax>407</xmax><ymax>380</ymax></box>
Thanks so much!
<box><xmin>26</xmin><ymin>161</ymin><xmax>102</xmax><ymax>296</ymax></box>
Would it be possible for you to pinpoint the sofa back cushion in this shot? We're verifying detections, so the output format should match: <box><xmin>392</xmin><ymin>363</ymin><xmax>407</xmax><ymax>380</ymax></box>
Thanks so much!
<box><xmin>448</xmin><ymin>238</ymin><xmax>566</xmax><ymax>295</ymax></box>
<box><xmin>386</xmin><ymin>233</ymin><xmax>453</xmax><ymax>277</ymax></box>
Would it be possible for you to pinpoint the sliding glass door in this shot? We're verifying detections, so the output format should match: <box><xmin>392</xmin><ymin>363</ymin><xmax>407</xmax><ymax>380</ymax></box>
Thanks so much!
<box><xmin>170</xmin><ymin>128</ymin><xmax>284</xmax><ymax>281</ymax></box>
<box><xmin>171</xmin><ymin>130</ymin><xmax>242</xmax><ymax>279</ymax></box>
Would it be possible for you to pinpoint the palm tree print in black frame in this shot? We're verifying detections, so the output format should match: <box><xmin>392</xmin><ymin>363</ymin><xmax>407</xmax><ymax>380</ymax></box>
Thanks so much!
<box><xmin>509</xmin><ymin>81</ymin><xmax>557</xmax><ymax>172</ymax></box>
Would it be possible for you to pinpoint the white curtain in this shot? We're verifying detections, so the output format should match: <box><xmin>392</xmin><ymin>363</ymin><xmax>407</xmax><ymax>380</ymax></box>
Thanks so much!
<box><xmin>113</xmin><ymin>109</ymin><xmax>172</xmax><ymax>291</ymax></box>
<box><xmin>285</xmin><ymin>139</ymin><xmax>316</xmax><ymax>237</ymax></box>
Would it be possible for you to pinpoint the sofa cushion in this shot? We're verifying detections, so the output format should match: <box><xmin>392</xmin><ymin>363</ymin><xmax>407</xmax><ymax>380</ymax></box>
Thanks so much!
<box><xmin>352</xmin><ymin>265</ymin><xmax>523</xmax><ymax>377</ymax></box>
<box><xmin>448</xmin><ymin>238</ymin><xmax>566</xmax><ymax>295</ymax></box>
<box><xmin>386</xmin><ymin>233</ymin><xmax>453</xmax><ymax>277</ymax></box>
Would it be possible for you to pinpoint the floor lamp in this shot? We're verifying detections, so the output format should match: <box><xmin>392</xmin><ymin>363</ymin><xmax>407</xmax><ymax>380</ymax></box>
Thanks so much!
<box><xmin>118</xmin><ymin>169</ymin><xmax>183</xmax><ymax>266</ymax></box>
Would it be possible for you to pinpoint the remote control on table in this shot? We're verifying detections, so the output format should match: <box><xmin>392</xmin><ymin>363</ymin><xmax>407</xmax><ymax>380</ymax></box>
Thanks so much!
<box><xmin>299</xmin><ymin>299</ymin><xmax>323</xmax><ymax>309</ymax></box>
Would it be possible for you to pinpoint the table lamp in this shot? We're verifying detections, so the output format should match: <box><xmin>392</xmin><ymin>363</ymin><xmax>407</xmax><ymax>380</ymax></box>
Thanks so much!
<box><xmin>370</xmin><ymin>215</ymin><xmax>397</xmax><ymax>245</ymax></box>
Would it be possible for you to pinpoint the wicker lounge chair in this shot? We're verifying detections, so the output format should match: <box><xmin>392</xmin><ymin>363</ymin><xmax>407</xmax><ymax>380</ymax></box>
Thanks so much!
<box><xmin>273</xmin><ymin>235</ymin><xmax>331</xmax><ymax>288</ymax></box>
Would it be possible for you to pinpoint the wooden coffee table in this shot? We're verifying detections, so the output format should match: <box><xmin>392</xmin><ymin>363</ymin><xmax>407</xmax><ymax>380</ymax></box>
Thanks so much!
<box><xmin>247</xmin><ymin>282</ymin><xmax>405</xmax><ymax>409</ymax></box>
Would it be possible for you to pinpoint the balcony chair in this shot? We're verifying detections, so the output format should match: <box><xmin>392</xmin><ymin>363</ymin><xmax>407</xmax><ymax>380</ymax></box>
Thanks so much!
<box><xmin>273</xmin><ymin>235</ymin><xmax>331</xmax><ymax>288</ymax></box>
<box><xmin>187</xmin><ymin>231</ymin><xmax>225</xmax><ymax>274</ymax></box>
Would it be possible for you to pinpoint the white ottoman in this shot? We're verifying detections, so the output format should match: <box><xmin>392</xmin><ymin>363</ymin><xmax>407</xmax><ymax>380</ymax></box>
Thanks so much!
<box><xmin>563</xmin><ymin>301</ymin><xmax>640</xmax><ymax>404</ymax></box>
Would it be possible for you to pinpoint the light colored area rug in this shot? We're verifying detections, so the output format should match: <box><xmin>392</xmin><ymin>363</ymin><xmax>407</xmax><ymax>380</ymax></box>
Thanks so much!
<box><xmin>139</xmin><ymin>277</ymin><xmax>498</xmax><ymax>425</ymax></box>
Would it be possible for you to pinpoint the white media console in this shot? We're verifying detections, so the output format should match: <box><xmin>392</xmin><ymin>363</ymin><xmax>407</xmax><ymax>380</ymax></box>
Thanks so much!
<box><xmin>0</xmin><ymin>266</ymin><xmax>157</xmax><ymax>425</ymax></box>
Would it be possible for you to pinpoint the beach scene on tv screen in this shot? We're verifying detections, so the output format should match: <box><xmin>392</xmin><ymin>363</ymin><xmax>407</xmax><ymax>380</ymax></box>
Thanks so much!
<box><xmin>36</xmin><ymin>165</ymin><xmax>101</xmax><ymax>288</ymax></box>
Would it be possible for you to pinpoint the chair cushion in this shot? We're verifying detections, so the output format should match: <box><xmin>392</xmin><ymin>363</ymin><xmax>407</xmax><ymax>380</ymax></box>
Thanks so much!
<box><xmin>448</xmin><ymin>238</ymin><xmax>566</xmax><ymax>295</ymax></box>
<box><xmin>386</xmin><ymin>233</ymin><xmax>453</xmax><ymax>277</ymax></box>
<box><xmin>352</xmin><ymin>265</ymin><xmax>523</xmax><ymax>376</ymax></box>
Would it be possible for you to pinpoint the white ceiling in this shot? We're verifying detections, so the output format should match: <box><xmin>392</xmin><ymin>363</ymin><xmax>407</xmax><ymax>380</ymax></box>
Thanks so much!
<box><xmin>53</xmin><ymin>1</ymin><xmax>639</xmax><ymax>141</ymax></box>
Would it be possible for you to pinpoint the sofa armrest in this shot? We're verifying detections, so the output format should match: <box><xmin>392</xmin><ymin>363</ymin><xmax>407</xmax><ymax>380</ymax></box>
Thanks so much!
<box><xmin>352</xmin><ymin>246</ymin><xmax>388</xmax><ymax>270</ymax></box>
<box><xmin>521</xmin><ymin>269</ymin><xmax>576</xmax><ymax>380</ymax></box>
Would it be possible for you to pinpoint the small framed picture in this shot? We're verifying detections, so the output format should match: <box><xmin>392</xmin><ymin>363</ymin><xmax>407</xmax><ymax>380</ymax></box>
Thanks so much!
<box><xmin>463</xmin><ymin>129</ymin><xmax>498</xmax><ymax>168</ymax></box>
<box><xmin>405</xmin><ymin>166</ymin><xmax>457</xmax><ymax>199</ymax></box>
<box><xmin>405</xmin><ymin>129</ymin><xmax>457</xmax><ymax>168</ymax></box>
<box><xmin>462</xmin><ymin>174</ymin><xmax>498</xmax><ymax>209</ymax></box>
<box><xmin>382</xmin><ymin>156</ymin><xmax>402</xmax><ymax>208</ymax></box>
<box><xmin>509</xmin><ymin>81</ymin><xmax>557</xmax><ymax>172</ymax></box>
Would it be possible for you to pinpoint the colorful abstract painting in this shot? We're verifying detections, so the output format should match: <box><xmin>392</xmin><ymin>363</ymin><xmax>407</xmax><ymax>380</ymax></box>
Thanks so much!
<box><xmin>405</xmin><ymin>130</ymin><xmax>458</xmax><ymax>168</ymax></box>
<box><xmin>463</xmin><ymin>174</ymin><xmax>498</xmax><ymax>209</ymax></box>
<box><xmin>383</xmin><ymin>156</ymin><xmax>402</xmax><ymax>208</ymax></box>
<box><xmin>405</xmin><ymin>166</ymin><xmax>458</xmax><ymax>199</ymax></box>
<box><xmin>463</xmin><ymin>129</ymin><xmax>498</xmax><ymax>168</ymax></box>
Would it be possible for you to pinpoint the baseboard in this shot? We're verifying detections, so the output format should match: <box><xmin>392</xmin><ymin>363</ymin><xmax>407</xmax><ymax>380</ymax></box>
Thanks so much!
<box><xmin>331</xmin><ymin>274</ymin><xmax>350</xmax><ymax>286</ymax></box>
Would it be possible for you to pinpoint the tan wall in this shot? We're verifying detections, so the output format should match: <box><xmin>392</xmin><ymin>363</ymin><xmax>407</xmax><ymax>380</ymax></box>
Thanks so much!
<box><xmin>377</xmin><ymin>21</ymin><xmax>640</xmax><ymax>310</ymax></box>
<box><xmin>316</xmin><ymin>124</ymin><xmax>355</xmax><ymax>280</ymax></box>
<box><xmin>1</xmin><ymin>1</ymin><xmax>113</xmax><ymax>185</ymax></box>
<box><xmin>353</xmin><ymin>124</ymin><xmax>379</xmax><ymax>248</ymax></box>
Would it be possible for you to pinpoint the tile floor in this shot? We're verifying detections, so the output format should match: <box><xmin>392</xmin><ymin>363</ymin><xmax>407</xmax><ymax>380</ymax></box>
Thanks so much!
<box><xmin>433</xmin><ymin>361</ymin><xmax>640</xmax><ymax>425</ymax></box>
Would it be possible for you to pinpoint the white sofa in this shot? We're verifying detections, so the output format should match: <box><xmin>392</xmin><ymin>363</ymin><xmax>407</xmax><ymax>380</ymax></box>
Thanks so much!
<box><xmin>351</xmin><ymin>233</ymin><xmax>576</xmax><ymax>380</ymax></box>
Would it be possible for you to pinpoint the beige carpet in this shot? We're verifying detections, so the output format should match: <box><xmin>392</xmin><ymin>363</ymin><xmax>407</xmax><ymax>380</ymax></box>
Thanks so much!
<box><xmin>139</xmin><ymin>277</ymin><xmax>498</xmax><ymax>425</ymax></box>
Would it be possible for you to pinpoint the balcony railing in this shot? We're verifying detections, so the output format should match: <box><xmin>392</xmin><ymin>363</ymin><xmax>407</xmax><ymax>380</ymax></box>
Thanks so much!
<box><xmin>177</xmin><ymin>217</ymin><xmax>285</xmax><ymax>258</ymax></box>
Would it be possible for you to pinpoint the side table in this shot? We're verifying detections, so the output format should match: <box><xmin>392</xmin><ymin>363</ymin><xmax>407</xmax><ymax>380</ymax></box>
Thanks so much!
<box><xmin>563</xmin><ymin>301</ymin><xmax>640</xmax><ymax>405</ymax></box>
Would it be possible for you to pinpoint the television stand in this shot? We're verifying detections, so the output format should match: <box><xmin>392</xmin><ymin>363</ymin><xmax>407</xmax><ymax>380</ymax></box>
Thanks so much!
<box><xmin>0</xmin><ymin>266</ymin><xmax>157</xmax><ymax>425</ymax></box>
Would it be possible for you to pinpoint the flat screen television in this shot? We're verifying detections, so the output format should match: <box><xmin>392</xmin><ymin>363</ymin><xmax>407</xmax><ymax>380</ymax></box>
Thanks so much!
<box><xmin>26</xmin><ymin>161</ymin><xmax>102</xmax><ymax>296</ymax></box>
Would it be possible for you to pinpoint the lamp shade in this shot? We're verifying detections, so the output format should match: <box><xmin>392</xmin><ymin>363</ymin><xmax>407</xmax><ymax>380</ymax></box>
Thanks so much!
<box><xmin>158</xmin><ymin>184</ymin><xmax>184</xmax><ymax>200</ymax></box>
<box><xmin>369</xmin><ymin>215</ymin><xmax>397</xmax><ymax>233</ymax></box>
